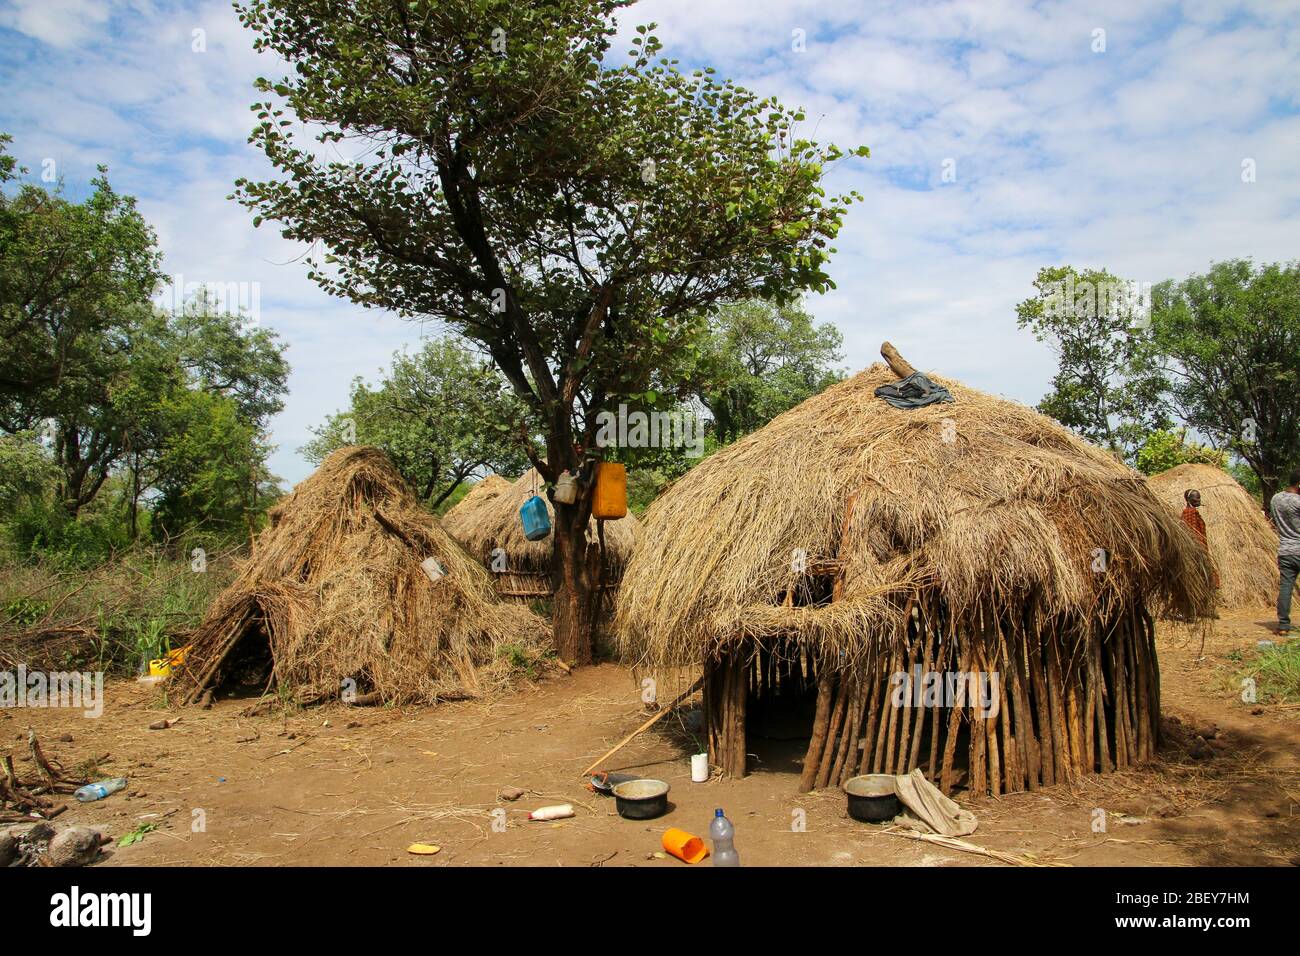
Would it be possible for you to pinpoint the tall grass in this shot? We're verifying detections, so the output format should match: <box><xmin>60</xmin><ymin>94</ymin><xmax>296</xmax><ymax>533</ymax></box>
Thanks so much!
<box><xmin>0</xmin><ymin>541</ymin><xmax>238</xmax><ymax>674</ymax></box>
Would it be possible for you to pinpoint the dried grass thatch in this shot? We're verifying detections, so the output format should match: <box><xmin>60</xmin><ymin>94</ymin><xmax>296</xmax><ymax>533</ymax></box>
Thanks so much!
<box><xmin>447</xmin><ymin>468</ymin><xmax>641</xmax><ymax>582</ymax></box>
<box><xmin>440</xmin><ymin>474</ymin><xmax>512</xmax><ymax>541</ymax></box>
<box><xmin>618</xmin><ymin>364</ymin><xmax>1215</xmax><ymax>669</ymax></box>
<box><xmin>1148</xmin><ymin>462</ymin><xmax>1277</xmax><ymax>610</ymax></box>
<box><xmin>616</xmin><ymin>359</ymin><xmax>1217</xmax><ymax>793</ymax></box>
<box><xmin>173</xmin><ymin>447</ymin><xmax>548</xmax><ymax>706</ymax></box>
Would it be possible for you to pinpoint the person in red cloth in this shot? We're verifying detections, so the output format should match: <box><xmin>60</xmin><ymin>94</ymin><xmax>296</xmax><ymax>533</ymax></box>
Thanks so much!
<box><xmin>1181</xmin><ymin>488</ymin><xmax>1220</xmax><ymax>589</ymax></box>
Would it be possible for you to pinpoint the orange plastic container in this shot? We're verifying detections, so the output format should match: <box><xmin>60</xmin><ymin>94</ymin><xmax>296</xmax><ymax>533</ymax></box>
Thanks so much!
<box><xmin>592</xmin><ymin>462</ymin><xmax>628</xmax><ymax>520</ymax></box>
<box><xmin>662</xmin><ymin>827</ymin><xmax>709</xmax><ymax>864</ymax></box>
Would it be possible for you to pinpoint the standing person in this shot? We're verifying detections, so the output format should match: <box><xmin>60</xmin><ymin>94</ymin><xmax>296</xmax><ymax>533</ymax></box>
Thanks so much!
<box><xmin>1181</xmin><ymin>488</ymin><xmax>1219</xmax><ymax>590</ymax></box>
<box><xmin>1271</xmin><ymin>470</ymin><xmax>1300</xmax><ymax>635</ymax></box>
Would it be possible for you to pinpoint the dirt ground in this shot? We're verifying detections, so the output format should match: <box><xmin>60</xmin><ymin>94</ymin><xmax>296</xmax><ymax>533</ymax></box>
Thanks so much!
<box><xmin>5</xmin><ymin>607</ymin><xmax>1298</xmax><ymax>867</ymax></box>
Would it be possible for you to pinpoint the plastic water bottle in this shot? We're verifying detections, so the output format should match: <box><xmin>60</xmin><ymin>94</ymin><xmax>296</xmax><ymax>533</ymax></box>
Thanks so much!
<box><xmin>74</xmin><ymin>777</ymin><xmax>128</xmax><ymax>802</ymax></box>
<box><xmin>709</xmin><ymin>808</ymin><xmax>739</xmax><ymax>866</ymax></box>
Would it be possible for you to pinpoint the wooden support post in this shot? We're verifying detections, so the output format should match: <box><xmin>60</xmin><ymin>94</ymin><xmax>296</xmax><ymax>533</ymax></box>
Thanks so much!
<box><xmin>705</xmin><ymin>646</ymin><xmax>748</xmax><ymax>779</ymax></box>
<box><xmin>799</xmin><ymin>670</ymin><xmax>835</xmax><ymax>792</ymax></box>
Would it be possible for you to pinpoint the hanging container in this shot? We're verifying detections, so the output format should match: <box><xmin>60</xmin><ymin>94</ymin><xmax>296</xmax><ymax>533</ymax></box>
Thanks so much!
<box><xmin>519</xmin><ymin>495</ymin><xmax>552</xmax><ymax>541</ymax></box>
<box><xmin>552</xmin><ymin>470</ymin><xmax>578</xmax><ymax>505</ymax></box>
<box><xmin>592</xmin><ymin>462</ymin><xmax>628</xmax><ymax>520</ymax></box>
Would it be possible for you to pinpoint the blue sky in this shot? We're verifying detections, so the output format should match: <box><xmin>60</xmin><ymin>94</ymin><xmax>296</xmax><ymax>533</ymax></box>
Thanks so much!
<box><xmin>1</xmin><ymin>0</ymin><xmax>1297</xmax><ymax>484</ymax></box>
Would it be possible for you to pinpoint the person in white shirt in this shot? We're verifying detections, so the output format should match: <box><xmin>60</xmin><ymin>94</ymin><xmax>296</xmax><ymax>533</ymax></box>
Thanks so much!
<box><xmin>1270</xmin><ymin>469</ymin><xmax>1300</xmax><ymax>635</ymax></box>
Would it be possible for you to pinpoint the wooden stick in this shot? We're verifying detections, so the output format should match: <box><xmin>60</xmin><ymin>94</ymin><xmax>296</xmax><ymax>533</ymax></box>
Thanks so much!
<box><xmin>1027</xmin><ymin>612</ymin><xmax>1055</xmax><ymax>785</ymax></box>
<box><xmin>880</xmin><ymin>341</ymin><xmax>917</xmax><ymax>379</ymax></box>
<box><xmin>939</xmin><ymin>638</ymin><xmax>970</xmax><ymax>795</ymax></box>
<box><xmin>815</xmin><ymin>676</ymin><xmax>850</xmax><ymax>790</ymax></box>
<box><xmin>882</xmin><ymin>828</ymin><xmax>1066</xmax><ymax>867</ymax></box>
<box><xmin>800</xmin><ymin>670</ymin><xmax>835</xmax><ymax>792</ymax></box>
<box><xmin>28</xmin><ymin>731</ymin><xmax>59</xmax><ymax>788</ymax></box>
<box><xmin>580</xmin><ymin>675</ymin><xmax>703</xmax><ymax>777</ymax></box>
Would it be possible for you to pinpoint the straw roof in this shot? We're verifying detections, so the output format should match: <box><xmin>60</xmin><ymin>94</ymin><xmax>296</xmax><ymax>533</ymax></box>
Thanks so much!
<box><xmin>446</xmin><ymin>467</ymin><xmax>641</xmax><ymax>576</ymax></box>
<box><xmin>174</xmin><ymin>446</ymin><xmax>548</xmax><ymax>705</ymax></box>
<box><xmin>616</xmin><ymin>363</ymin><xmax>1216</xmax><ymax>671</ymax></box>
<box><xmin>1148</xmin><ymin>462</ymin><xmax>1277</xmax><ymax>609</ymax></box>
<box><xmin>441</xmin><ymin>474</ymin><xmax>512</xmax><ymax>541</ymax></box>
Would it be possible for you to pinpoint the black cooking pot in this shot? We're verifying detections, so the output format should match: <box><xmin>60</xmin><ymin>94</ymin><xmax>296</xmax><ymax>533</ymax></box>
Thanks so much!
<box><xmin>612</xmin><ymin>778</ymin><xmax>670</xmax><ymax>820</ymax></box>
<box><xmin>844</xmin><ymin>774</ymin><xmax>901</xmax><ymax>823</ymax></box>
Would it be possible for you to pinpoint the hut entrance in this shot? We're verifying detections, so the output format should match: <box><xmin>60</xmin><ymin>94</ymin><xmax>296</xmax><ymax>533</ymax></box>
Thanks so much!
<box><xmin>704</xmin><ymin>642</ymin><xmax>824</xmax><ymax>778</ymax></box>
<box><xmin>215</xmin><ymin>615</ymin><xmax>276</xmax><ymax>698</ymax></box>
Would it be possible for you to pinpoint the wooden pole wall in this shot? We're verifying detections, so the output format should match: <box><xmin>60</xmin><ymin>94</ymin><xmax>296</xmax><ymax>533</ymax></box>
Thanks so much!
<box><xmin>788</xmin><ymin>597</ymin><xmax>1160</xmax><ymax>795</ymax></box>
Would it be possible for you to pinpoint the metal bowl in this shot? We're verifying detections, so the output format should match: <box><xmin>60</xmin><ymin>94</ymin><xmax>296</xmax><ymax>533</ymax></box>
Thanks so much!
<box><xmin>844</xmin><ymin>774</ymin><xmax>901</xmax><ymax>823</ymax></box>
<box><xmin>612</xmin><ymin>778</ymin><xmax>670</xmax><ymax>820</ymax></box>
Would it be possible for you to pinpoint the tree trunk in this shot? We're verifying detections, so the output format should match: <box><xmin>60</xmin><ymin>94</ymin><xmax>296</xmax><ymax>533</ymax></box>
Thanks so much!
<box><xmin>1260</xmin><ymin>475</ymin><xmax>1278</xmax><ymax>515</ymax></box>
<box><xmin>550</xmin><ymin>476</ymin><xmax>599</xmax><ymax>666</ymax></box>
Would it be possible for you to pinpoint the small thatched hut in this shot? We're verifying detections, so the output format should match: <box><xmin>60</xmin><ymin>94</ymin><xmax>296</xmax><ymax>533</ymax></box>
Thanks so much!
<box><xmin>1148</xmin><ymin>462</ymin><xmax>1277</xmax><ymax>610</ymax></box>
<box><xmin>441</xmin><ymin>474</ymin><xmax>512</xmax><ymax>540</ymax></box>
<box><xmin>446</xmin><ymin>468</ymin><xmax>640</xmax><ymax>602</ymax></box>
<box><xmin>174</xmin><ymin>446</ymin><xmax>548</xmax><ymax>706</ymax></box>
<box><xmin>616</xmin><ymin>347</ymin><xmax>1216</xmax><ymax>795</ymax></box>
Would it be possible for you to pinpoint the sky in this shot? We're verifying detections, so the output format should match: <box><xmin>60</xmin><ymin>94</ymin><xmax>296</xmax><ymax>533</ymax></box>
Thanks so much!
<box><xmin>1</xmin><ymin>0</ymin><xmax>1297</xmax><ymax>485</ymax></box>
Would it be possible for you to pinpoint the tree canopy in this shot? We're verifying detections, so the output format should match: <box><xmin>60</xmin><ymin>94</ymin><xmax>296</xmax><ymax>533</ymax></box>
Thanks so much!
<box><xmin>1150</xmin><ymin>259</ymin><xmax>1300</xmax><ymax>504</ymax></box>
<box><xmin>302</xmin><ymin>336</ymin><xmax>531</xmax><ymax>509</ymax></box>
<box><xmin>1016</xmin><ymin>265</ymin><xmax>1171</xmax><ymax>462</ymax></box>
<box><xmin>232</xmin><ymin>0</ymin><xmax>866</xmax><ymax>662</ymax></box>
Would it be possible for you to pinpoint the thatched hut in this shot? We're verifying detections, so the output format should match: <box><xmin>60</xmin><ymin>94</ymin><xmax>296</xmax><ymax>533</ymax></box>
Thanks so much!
<box><xmin>446</xmin><ymin>468</ymin><xmax>640</xmax><ymax>602</ymax></box>
<box><xmin>616</xmin><ymin>347</ymin><xmax>1216</xmax><ymax>795</ymax></box>
<box><xmin>1148</xmin><ymin>462</ymin><xmax>1277</xmax><ymax>610</ymax></box>
<box><xmin>441</xmin><ymin>474</ymin><xmax>512</xmax><ymax>540</ymax></box>
<box><xmin>173</xmin><ymin>447</ymin><xmax>548</xmax><ymax>706</ymax></box>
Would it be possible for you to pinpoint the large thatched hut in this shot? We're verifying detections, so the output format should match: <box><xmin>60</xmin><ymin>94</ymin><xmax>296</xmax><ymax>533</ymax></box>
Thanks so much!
<box><xmin>1148</xmin><ymin>462</ymin><xmax>1277</xmax><ymax>610</ymax></box>
<box><xmin>616</xmin><ymin>348</ymin><xmax>1216</xmax><ymax>795</ymax></box>
<box><xmin>174</xmin><ymin>447</ymin><xmax>548</xmax><ymax>706</ymax></box>
<box><xmin>445</xmin><ymin>468</ymin><xmax>640</xmax><ymax>602</ymax></box>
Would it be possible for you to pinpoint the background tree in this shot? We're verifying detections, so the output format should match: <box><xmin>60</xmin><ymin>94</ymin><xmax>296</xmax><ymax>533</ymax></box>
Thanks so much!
<box><xmin>1</xmin><ymin>133</ymin><xmax>289</xmax><ymax>549</ymax></box>
<box><xmin>1133</xmin><ymin>427</ymin><xmax>1228</xmax><ymax>476</ymax></box>
<box><xmin>693</xmin><ymin>298</ymin><xmax>843</xmax><ymax>444</ymax></box>
<box><xmin>233</xmin><ymin>0</ymin><xmax>865</xmax><ymax>663</ymax></box>
<box><xmin>302</xmin><ymin>337</ymin><xmax>531</xmax><ymax>509</ymax></box>
<box><xmin>150</xmin><ymin>388</ymin><xmax>282</xmax><ymax>541</ymax></box>
<box><xmin>1149</xmin><ymin>259</ymin><xmax>1300</xmax><ymax>506</ymax></box>
<box><xmin>1016</xmin><ymin>265</ymin><xmax>1170</xmax><ymax>462</ymax></box>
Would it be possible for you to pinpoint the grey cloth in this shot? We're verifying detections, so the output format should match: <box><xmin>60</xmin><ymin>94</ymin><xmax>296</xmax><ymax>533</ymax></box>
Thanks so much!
<box><xmin>1279</xmin><ymin>553</ymin><xmax>1300</xmax><ymax>629</ymax></box>
<box><xmin>874</xmin><ymin>372</ymin><xmax>955</xmax><ymax>409</ymax></box>
<box><xmin>1271</xmin><ymin>491</ymin><xmax>1300</xmax><ymax>557</ymax></box>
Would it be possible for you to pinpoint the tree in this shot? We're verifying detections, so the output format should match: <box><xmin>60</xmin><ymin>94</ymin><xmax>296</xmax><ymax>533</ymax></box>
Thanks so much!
<box><xmin>693</xmin><ymin>298</ymin><xmax>843</xmax><ymax>444</ymax></box>
<box><xmin>1016</xmin><ymin>265</ymin><xmax>1171</xmax><ymax>462</ymax></box>
<box><xmin>0</xmin><ymin>134</ymin><xmax>289</xmax><ymax>550</ymax></box>
<box><xmin>0</xmin><ymin>430</ymin><xmax>58</xmax><ymax>514</ymax></box>
<box><xmin>233</xmin><ymin>0</ymin><xmax>865</xmax><ymax>663</ymax></box>
<box><xmin>1149</xmin><ymin>259</ymin><xmax>1300</xmax><ymax>505</ymax></box>
<box><xmin>1133</xmin><ymin>427</ymin><xmax>1227</xmax><ymax>476</ymax></box>
<box><xmin>302</xmin><ymin>337</ymin><xmax>531</xmax><ymax>508</ymax></box>
<box><xmin>150</xmin><ymin>389</ymin><xmax>281</xmax><ymax>541</ymax></box>
<box><xmin>0</xmin><ymin>138</ymin><xmax>165</xmax><ymax>513</ymax></box>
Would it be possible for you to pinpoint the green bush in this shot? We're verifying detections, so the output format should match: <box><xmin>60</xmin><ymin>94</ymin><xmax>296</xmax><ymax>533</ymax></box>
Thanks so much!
<box><xmin>6</xmin><ymin>498</ymin><xmax>133</xmax><ymax>569</ymax></box>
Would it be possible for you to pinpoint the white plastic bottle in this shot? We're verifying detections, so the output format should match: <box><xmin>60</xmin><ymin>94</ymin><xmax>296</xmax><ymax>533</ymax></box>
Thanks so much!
<box><xmin>709</xmin><ymin>808</ymin><xmax>739</xmax><ymax>866</ymax></box>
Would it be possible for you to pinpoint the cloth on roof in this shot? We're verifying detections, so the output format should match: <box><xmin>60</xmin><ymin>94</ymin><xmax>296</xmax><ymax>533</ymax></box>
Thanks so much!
<box><xmin>873</xmin><ymin>372</ymin><xmax>955</xmax><ymax>409</ymax></box>
<box><xmin>891</xmin><ymin>768</ymin><xmax>978</xmax><ymax>836</ymax></box>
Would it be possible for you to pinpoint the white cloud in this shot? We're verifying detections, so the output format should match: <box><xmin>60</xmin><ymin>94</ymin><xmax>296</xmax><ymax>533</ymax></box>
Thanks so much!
<box><xmin>2</xmin><ymin>0</ymin><xmax>1297</xmax><ymax>485</ymax></box>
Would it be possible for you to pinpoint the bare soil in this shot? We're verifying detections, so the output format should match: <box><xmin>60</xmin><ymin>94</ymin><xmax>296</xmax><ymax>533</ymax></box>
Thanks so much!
<box><xmin>5</xmin><ymin>608</ymin><xmax>1297</xmax><ymax>867</ymax></box>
